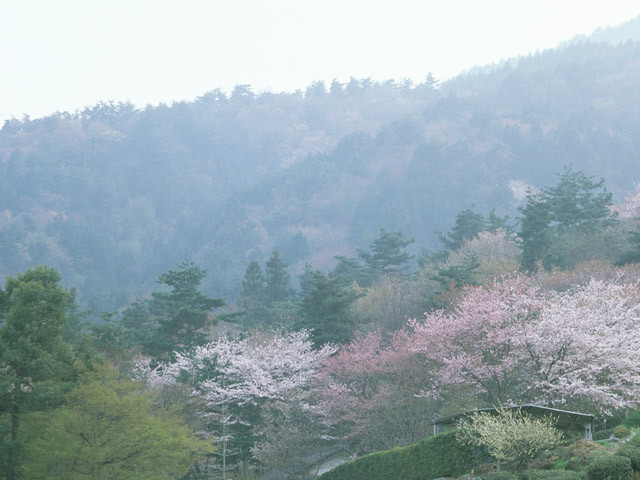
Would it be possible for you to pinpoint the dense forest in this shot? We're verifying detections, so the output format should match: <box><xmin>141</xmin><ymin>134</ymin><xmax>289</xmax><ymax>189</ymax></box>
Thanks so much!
<box><xmin>6</xmin><ymin>16</ymin><xmax>640</xmax><ymax>480</ymax></box>
<box><xmin>4</xmin><ymin>17</ymin><xmax>640</xmax><ymax>311</ymax></box>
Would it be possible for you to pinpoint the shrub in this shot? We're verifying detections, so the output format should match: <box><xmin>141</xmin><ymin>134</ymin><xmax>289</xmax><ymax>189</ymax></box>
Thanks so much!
<box><xmin>593</xmin><ymin>429</ymin><xmax>614</xmax><ymax>441</ymax></box>
<box><xmin>625</xmin><ymin>435</ymin><xmax>640</xmax><ymax>448</ymax></box>
<box><xmin>616</xmin><ymin>446</ymin><xmax>640</xmax><ymax>471</ymax></box>
<box><xmin>613</xmin><ymin>426</ymin><xmax>631</xmax><ymax>440</ymax></box>
<box><xmin>521</xmin><ymin>470</ymin><xmax>585</xmax><ymax>480</ymax></box>
<box><xmin>316</xmin><ymin>431</ymin><xmax>475</xmax><ymax>480</ymax></box>
<box><xmin>482</xmin><ymin>472</ymin><xmax>517</xmax><ymax>480</ymax></box>
<box><xmin>586</xmin><ymin>456</ymin><xmax>633</xmax><ymax>480</ymax></box>
<box><xmin>623</xmin><ymin>410</ymin><xmax>640</xmax><ymax>428</ymax></box>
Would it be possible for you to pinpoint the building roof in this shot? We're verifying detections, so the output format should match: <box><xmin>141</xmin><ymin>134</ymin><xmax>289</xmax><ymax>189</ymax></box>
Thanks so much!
<box><xmin>433</xmin><ymin>404</ymin><xmax>594</xmax><ymax>430</ymax></box>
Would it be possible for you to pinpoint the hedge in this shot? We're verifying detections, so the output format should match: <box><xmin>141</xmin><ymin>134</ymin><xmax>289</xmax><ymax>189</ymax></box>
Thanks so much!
<box><xmin>316</xmin><ymin>431</ymin><xmax>476</xmax><ymax>480</ymax></box>
<box><xmin>616</xmin><ymin>445</ymin><xmax>640</xmax><ymax>471</ymax></box>
<box><xmin>586</xmin><ymin>456</ymin><xmax>633</xmax><ymax>480</ymax></box>
<box><xmin>519</xmin><ymin>470</ymin><xmax>585</xmax><ymax>480</ymax></box>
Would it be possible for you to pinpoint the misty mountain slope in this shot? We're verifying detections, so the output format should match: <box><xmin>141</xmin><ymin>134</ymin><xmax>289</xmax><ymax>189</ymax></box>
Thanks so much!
<box><xmin>3</xmin><ymin>36</ymin><xmax>640</xmax><ymax>310</ymax></box>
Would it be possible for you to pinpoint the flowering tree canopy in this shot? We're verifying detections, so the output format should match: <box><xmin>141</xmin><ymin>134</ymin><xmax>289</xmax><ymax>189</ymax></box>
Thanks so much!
<box><xmin>409</xmin><ymin>275</ymin><xmax>543</xmax><ymax>405</ymax></box>
<box><xmin>408</xmin><ymin>276</ymin><xmax>640</xmax><ymax>414</ymax></box>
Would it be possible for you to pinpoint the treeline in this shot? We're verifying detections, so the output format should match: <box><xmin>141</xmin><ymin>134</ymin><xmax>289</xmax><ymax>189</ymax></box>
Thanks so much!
<box><xmin>4</xmin><ymin>37</ymin><xmax>640</xmax><ymax>312</ymax></box>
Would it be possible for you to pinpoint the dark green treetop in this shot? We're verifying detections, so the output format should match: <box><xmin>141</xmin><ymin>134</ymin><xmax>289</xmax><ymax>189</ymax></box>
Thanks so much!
<box><xmin>0</xmin><ymin>266</ymin><xmax>76</xmax><ymax>480</ymax></box>
<box><xmin>295</xmin><ymin>268</ymin><xmax>359</xmax><ymax>348</ymax></box>
<box><xmin>518</xmin><ymin>192</ymin><xmax>555</xmax><ymax>272</ymax></box>
<box><xmin>357</xmin><ymin>228</ymin><xmax>415</xmax><ymax>278</ymax></box>
<box><xmin>543</xmin><ymin>166</ymin><xmax>613</xmax><ymax>232</ymax></box>
<box><xmin>438</xmin><ymin>209</ymin><xmax>487</xmax><ymax>251</ymax></box>
<box><xmin>264</xmin><ymin>249</ymin><xmax>291</xmax><ymax>305</ymax></box>
<box><xmin>239</xmin><ymin>260</ymin><xmax>266</xmax><ymax>303</ymax></box>
<box><xmin>127</xmin><ymin>259</ymin><xmax>225</xmax><ymax>361</ymax></box>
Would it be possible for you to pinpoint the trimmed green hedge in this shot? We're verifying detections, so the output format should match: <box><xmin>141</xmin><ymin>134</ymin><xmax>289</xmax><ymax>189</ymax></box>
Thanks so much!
<box><xmin>519</xmin><ymin>470</ymin><xmax>585</xmax><ymax>480</ymax></box>
<box><xmin>586</xmin><ymin>456</ymin><xmax>633</xmax><ymax>480</ymax></box>
<box><xmin>316</xmin><ymin>431</ymin><xmax>476</xmax><ymax>480</ymax></box>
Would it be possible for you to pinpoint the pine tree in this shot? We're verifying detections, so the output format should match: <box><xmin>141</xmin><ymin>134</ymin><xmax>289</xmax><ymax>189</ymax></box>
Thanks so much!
<box><xmin>543</xmin><ymin>166</ymin><xmax>613</xmax><ymax>232</ymax></box>
<box><xmin>358</xmin><ymin>228</ymin><xmax>414</xmax><ymax>279</ymax></box>
<box><xmin>439</xmin><ymin>209</ymin><xmax>487</xmax><ymax>251</ymax></box>
<box><xmin>143</xmin><ymin>259</ymin><xmax>225</xmax><ymax>361</ymax></box>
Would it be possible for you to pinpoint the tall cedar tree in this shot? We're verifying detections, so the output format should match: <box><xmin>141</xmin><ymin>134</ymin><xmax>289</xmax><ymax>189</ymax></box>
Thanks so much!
<box><xmin>237</xmin><ymin>260</ymin><xmax>270</xmax><ymax>327</ymax></box>
<box><xmin>264</xmin><ymin>249</ymin><xmax>291</xmax><ymax>305</ymax></box>
<box><xmin>144</xmin><ymin>259</ymin><xmax>225</xmax><ymax>361</ymax></box>
<box><xmin>0</xmin><ymin>267</ymin><xmax>76</xmax><ymax>480</ymax></box>
<box><xmin>295</xmin><ymin>268</ymin><xmax>358</xmax><ymax>347</ymax></box>
<box><xmin>518</xmin><ymin>192</ymin><xmax>554</xmax><ymax>272</ymax></box>
<box><xmin>239</xmin><ymin>260</ymin><xmax>266</xmax><ymax>305</ymax></box>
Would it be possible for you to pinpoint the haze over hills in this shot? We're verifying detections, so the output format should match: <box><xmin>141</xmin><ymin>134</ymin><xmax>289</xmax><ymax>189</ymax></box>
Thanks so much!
<box><xmin>2</xmin><ymin>18</ymin><xmax>640</xmax><ymax>311</ymax></box>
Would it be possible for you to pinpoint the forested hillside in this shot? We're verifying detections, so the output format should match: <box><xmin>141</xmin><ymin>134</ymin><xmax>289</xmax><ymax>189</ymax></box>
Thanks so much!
<box><xmin>3</xmin><ymin>29</ymin><xmax>640</xmax><ymax>310</ymax></box>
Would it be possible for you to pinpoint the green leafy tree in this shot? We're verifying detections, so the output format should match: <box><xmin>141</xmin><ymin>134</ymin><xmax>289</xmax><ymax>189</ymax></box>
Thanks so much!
<box><xmin>0</xmin><ymin>266</ymin><xmax>76</xmax><ymax>480</ymax></box>
<box><xmin>264</xmin><ymin>249</ymin><xmax>291</xmax><ymax>305</ymax></box>
<box><xmin>295</xmin><ymin>269</ymin><xmax>359</xmax><ymax>347</ymax></box>
<box><xmin>358</xmin><ymin>228</ymin><xmax>414</xmax><ymax>278</ymax></box>
<box><xmin>23</xmin><ymin>364</ymin><xmax>212</xmax><ymax>480</ymax></box>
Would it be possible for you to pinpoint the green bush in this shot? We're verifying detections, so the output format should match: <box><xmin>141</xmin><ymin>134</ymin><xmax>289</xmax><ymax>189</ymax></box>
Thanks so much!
<box><xmin>482</xmin><ymin>472</ymin><xmax>516</xmax><ymax>480</ymax></box>
<box><xmin>592</xmin><ymin>429</ymin><xmax>614</xmax><ymax>441</ymax></box>
<box><xmin>316</xmin><ymin>431</ymin><xmax>476</xmax><ymax>480</ymax></box>
<box><xmin>616</xmin><ymin>446</ymin><xmax>640</xmax><ymax>471</ymax></box>
<box><xmin>625</xmin><ymin>435</ymin><xmax>640</xmax><ymax>448</ymax></box>
<box><xmin>623</xmin><ymin>410</ymin><xmax>640</xmax><ymax>428</ymax></box>
<box><xmin>613</xmin><ymin>426</ymin><xmax>631</xmax><ymax>440</ymax></box>
<box><xmin>586</xmin><ymin>456</ymin><xmax>633</xmax><ymax>480</ymax></box>
<box><xmin>521</xmin><ymin>470</ymin><xmax>585</xmax><ymax>480</ymax></box>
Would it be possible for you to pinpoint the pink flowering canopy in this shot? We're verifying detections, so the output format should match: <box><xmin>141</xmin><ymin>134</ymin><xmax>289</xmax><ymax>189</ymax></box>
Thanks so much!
<box><xmin>407</xmin><ymin>275</ymin><xmax>640</xmax><ymax>415</ymax></box>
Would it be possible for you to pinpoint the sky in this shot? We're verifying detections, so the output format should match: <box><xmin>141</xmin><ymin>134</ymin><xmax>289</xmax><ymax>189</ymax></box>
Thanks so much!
<box><xmin>1</xmin><ymin>0</ymin><xmax>640</xmax><ymax>123</ymax></box>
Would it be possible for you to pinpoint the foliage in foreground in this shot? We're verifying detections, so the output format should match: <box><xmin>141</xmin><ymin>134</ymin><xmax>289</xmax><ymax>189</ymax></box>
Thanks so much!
<box><xmin>586</xmin><ymin>456</ymin><xmax>633</xmax><ymax>480</ymax></box>
<box><xmin>22</xmin><ymin>364</ymin><xmax>212</xmax><ymax>480</ymax></box>
<box><xmin>316</xmin><ymin>431</ymin><xmax>475</xmax><ymax>480</ymax></box>
<box><xmin>461</xmin><ymin>408</ymin><xmax>563</xmax><ymax>472</ymax></box>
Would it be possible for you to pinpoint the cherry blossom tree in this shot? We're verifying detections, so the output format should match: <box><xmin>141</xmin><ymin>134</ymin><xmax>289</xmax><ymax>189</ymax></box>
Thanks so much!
<box><xmin>317</xmin><ymin>330</ymin><xmax>437</xmax><ymax>451</ymax></box>
<box><xmin>612</xmin><ymin>183</ymin><xmax>640</xmax><ymax>219</ymax></box>
<box><xmin>407</xmin><ymin>275</ymin><xmax>640</xmax><ymax>415</ymax></box>
<box><xmin>150</xmin><ymin>330</ymin><xmax>336</xmax><ymax>477</ymax></box>
<box><xmin>408</xmin><ymin>275</ymin><xmax>544</xmax><ymax>405</ymax></box>
<box><xmin>521</xmin><ymin>280</ymin><xmax>640</xmax><ymax>414</ymax></box>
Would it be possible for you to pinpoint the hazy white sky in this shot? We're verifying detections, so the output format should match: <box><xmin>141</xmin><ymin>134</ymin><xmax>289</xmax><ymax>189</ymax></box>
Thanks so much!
<box><xmin>1</xmin><ymin>0</ymin><xmax>639</xmax><ymax>122</ymax></box>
